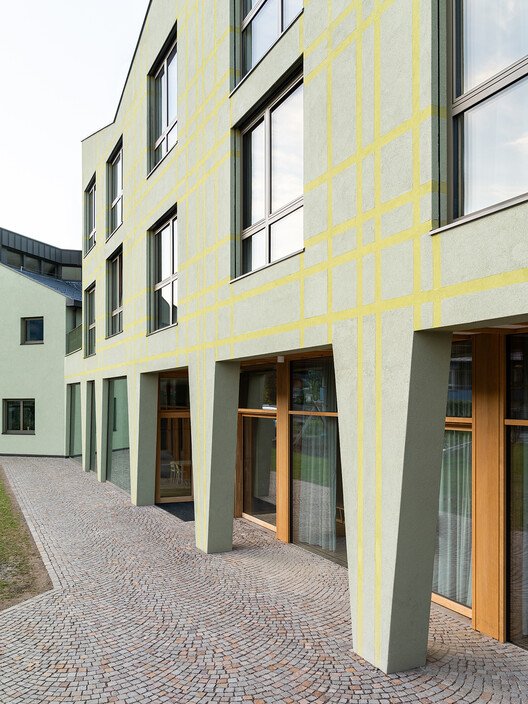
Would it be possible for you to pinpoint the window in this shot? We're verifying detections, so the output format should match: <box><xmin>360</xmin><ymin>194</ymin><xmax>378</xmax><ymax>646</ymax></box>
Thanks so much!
<box><xmin>85</xmin><ymin>284</ymin><xmax>96</xmax><ymax>356</ymax></box>
<box><xmin>4</xmin><ymin>399</ymin><xmax>35</xmax><ymax>434</ymax></box>
<box><xmin>150</xmin><ymin>37</ymin><xmax>177</xmax><ymax>169</ymax></box>
<box><xmin>241</xmin><ymin>0</ymin><xmax>303</xmax><ymax>77</ymax></box>
<box><xmin>150</xmin><ymin>214</ymin><xmax>178</xmax><ymax>331</ymax></box>
<box><xmin>85</xmin><ymin>177</ymin><xmax>96</xmax><ymax>252</ymax></box>
<box><xmin>240</xmin><ymin>79</ymin><xmax>303</xmax><ymax>274</ymax></box>
<box><xmin>21</xmin><ymin>317</ymin><xmax>44</xmax><ymax>344</ymax></box>
<box><xmin>107</xmin><ymin>248</ymin><xmax>123</xmax><ymax>336</ymax></box>
<box><xmin>108</xmin><ymin>144</ymin><xmax>123</xmax><ymax>235</ymax></box>
<box><xmin>451</xmin><ymin>1</ymin><xmax>528</xmax><ymax>217</ymax></box>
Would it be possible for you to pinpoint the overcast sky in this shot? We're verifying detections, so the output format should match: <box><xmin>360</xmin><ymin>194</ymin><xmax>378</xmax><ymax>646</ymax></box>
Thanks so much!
<box><xmin>0</xmin><ymin>0</ymin><xmax>150</xmax><ymax>250</ymax></box>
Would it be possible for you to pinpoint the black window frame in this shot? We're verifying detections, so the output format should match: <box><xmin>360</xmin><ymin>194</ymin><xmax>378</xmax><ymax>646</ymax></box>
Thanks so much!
<box><xmin>148</xmin><ymin>28</ymin><xmax>178</xmax><ymax>173</ymax></box>
<box><xmin>85</xmin><ymin>283</ymin><xmax>96</xmax><ymax>357</ymax></box>
<box><xmin>149</xmin><ymin>211</ymin><xmax>178</xmax><ymax>333</ymax></box>
<box><xmin>107</xmin><ymin>247</ymin><xmax>123</xmax><ymax>337</ymax></box>
<box><xmin>3</xmin><ymin>399</ymin><xmax>35</xmax><ymax>435</ymax></box>
<box><xmin>107</xmin><ymin>141</ymin><xmax>123</xmax><ymax>238</ymax></box>
<box><xmin>84</xmin><ymin>175</ymin><xmax>96</xmax><ymax>254</ymax></box>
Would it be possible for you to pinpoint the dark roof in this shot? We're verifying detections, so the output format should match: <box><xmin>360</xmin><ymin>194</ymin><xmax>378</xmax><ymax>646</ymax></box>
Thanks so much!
<box><xmin>15</xmin><ymin>269</ymin><xmax>82</xmax><ymax>303</ymax></box>
<box><xmin>0</xmin><ymin>226</ymin><xmax>82</xmax><ymax>266</ymax></box>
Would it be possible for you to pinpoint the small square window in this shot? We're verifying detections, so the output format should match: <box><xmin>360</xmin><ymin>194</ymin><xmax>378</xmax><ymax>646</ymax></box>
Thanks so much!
<box><xmin>21</xmin><ymin>317</ymin><xmax>44</xmax><ymax>344</ymax></box>
<box><xmin>3</xmin><ymin>399</ymin><xmax>35</xmax><ymax>434</ymax></box>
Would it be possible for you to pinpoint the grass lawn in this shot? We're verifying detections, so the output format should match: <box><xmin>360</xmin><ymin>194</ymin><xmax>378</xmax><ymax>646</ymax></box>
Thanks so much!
<box><xmin>0</xmin><ymin>467</ymin><xmax>52</xmax><ymax>610</ymax></box>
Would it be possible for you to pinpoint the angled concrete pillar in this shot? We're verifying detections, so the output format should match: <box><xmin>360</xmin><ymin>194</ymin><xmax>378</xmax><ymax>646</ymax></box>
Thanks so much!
<box><xmin>189</xmin><ymin>355</ymin><xmax>240</xmax><ymax>553</ymax></box>
<box><xmin>334</xmin><ymin>312</ymin><xmax>452</xmax><ymax>673</ymax></box>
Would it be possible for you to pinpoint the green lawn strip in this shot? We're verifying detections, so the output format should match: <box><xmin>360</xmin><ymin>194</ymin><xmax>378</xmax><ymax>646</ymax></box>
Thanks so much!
<box><xmin>0</xmin><ymin>472</ymin><xmax>33</xmax><ymax>602</ymax></box>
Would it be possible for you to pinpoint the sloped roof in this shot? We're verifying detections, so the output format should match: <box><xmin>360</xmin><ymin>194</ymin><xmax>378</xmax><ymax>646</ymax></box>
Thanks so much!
<box><xmin>14</xmin><ymin>268</ymin><xmax>82</xmax><ymax>303</ymax></box>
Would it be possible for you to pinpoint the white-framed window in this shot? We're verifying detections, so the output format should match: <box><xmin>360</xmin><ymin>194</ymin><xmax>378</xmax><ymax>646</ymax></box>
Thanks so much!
<box><xmin>3</xmin><ymin>399</ymin><xmax>35</xmax><ymax>434</ymax></box>
<box><xmin>108</xmin><ymin>248</ymin><xmax>123</xmax><ymax>336</ymax></box>
<box><xmin>450</xmin><ymin>1</ymin><xmax>528</xmax><ymax>218</ymax></box>
<box><xmin>21</xmin><ymin>317</ymin><xmax>44</xmax><ymax>344</ymax></box>
<box><xmin>85</xmin><ymin>284</ymin><xmax>96</xmax><ymax>356</ymax></box>
<box><xmin>150</xmin><ymin>214</ymin><xmax>178</xmax><ymax>331</ymax></box>
<box><xmin>108</xmin><ymin>144</ymin><xmax>123</xmax><ymax>236</ymax></box>
<box><xmin>240</xmin><ymin>78</ymin><xmax>303</xmax><ymax>275</ymax></box>
<box><xmin>150</xmin><ymin>37</ymin><xmax>177</xmax><ymax>170</ymax></box>
<box><xmin>241</xmin><ymin>0</ymin><xmax>303</xmax><ymax>78</ymax></box>
<box><xmin>85</xmin><ymin>176</ymin><xmax>96</xmax><ymax>252</ymax></box>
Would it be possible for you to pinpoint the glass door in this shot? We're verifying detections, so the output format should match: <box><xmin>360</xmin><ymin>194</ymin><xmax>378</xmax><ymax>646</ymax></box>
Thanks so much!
<box><xmin>507</xmin><ymin>334</ymin><xmax>528</xmax><ymax>649</ymax></box>
<box><xmin>156</xmin><ymin>374</ymin><xmax>193</xmax><ymax>503</ymax></box>
<box><xmin>242</xmin><ymin>415</ymin><xmax>277</xmax><ymax>527</ymax></box>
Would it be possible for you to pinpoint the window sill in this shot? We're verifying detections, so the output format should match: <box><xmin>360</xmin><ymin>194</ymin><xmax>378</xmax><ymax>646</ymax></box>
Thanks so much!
<box><xmin>146</xmin><ymin>142</ymin><xmax>178</xmax><ymax>179</ymax></box>
<box><xmin>20</xmin><ymin>341</ymin><xmax>44</xmax><ymax>345</ymax></box>
<box><xmin>84</xmin><ymin>352</ymin><xmax>96</xmax><ymax>359</ymax></box>
<box><xmin>230</xmin><ymin>247</ymin><xmax>304</xmax><ymax>283</ymax></box>
<box><xmin>430</xmin><ymin>191</ymin><xmax>528</xmax><ymax>236</ymax></box>
<box><xmin>106</xmin><ymin>223</ymin><xmax>122</xmax><ymax>242</ymax></box>
<box><xmin>84</xmin><ymin>242</ymin><xmax>96</xmax><ymax>259</ymax></box>
<box><xmin>229</xmin><ymin>9</ymin><xmax>304</xmax><ymax>100</ymax></box>
<box><xmin>3</xmin><ymin>431</ymin><xmax>35</xmax><ymax>436</ymax></box>
<box><xmin>146</xmin><ymin>322</ymin><xmax>178</xmax><ymax>337</ymax></box>
<box><xmin>106</xmin><ymin>329</ymin><xmax>123</xmax><ymax>340</ymax></box>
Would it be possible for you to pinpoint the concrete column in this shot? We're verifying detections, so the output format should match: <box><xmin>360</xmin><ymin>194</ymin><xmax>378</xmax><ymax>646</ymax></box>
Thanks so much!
<box><xmin>333</xmin><ymin>312</ymin><xmax>452</xmax><ymax>673</ymax></box>
<box><xmin>189</xmin><ymin>355</ymin><xmax>240</xmax><ymax>553</ymax></box>
<box><xmin>134</xmin><ymin>372</ymin><xmax>158</xmax><ymax>506</ymax></box>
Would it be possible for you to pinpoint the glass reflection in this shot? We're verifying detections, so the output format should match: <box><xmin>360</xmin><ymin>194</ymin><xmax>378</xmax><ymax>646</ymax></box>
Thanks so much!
<box><xmin>283</xmin><ymin>0</ymin><xmax>302</xmax><ymax>26</ymax></box>
<box><xmin>291</xmin><ymin>415</ymin><xmax>345</xmax><ymax>565</ymax></box>
<box><xmin>432</xmin><ymin>430</ymin><xmax>472</xmax><ymax>607</ymax></box>
<box><xmin>270</xmin><ymin>207</ymin><xmax>303</xmax><ymax>262</ymax></box>
<box><xmin>242</xmin><ymin>230</ymin><xmax>267</xmax><ymax>274</ymax></box>
<box><xmin>88</xmin><ymin>381</ymin><xmax>97</xmax><ymax>472</ymax></box>
<box><xmin>508</xmin><ymin>334</ymin><xmax>528</xmax><ymax>420</ymax></box>
<box><xmin>160</xmin><ymin>377</ymin><xmax>190</xmax><ymax>410</ymax></box>
<box><xmin>463</xmin><ymin>76</ymin><xmax>528</xmax><ymax>215</ymax></box>
<box><xmin>243</xmin><ymin>121</ymin><xmax>266</xmax><ymax>227</ymax></box>
<box><xmin>167</xmin><ymin>47</ymin><xmax>177</xmax><ymax>126</ymax></box>
<box><xmin>460</xmin><ymin>0</ymin><xmax>528</xmax><ymax>95</ymax></box>
<box><xmin>509</xmin><ymin>426</ymin><xmax>528</xmax><ymax>649</ymax></box>
<box><xmin>107</xmin><ymin>378</ymin><xmax>130</xmax><ymax>493</ymax></box>
<box><xmin>242</xmin><ymin>417</ymin><xmax>277</xmax><ymax>525</ymax></box>
<box><xmin>446</xmin><ymin>339</ymin><xmax>472</xmax><ymax>417</ymax></box>
<box><xmin>271</xmin><ymin>84</ymin><xmax>303</xmax><ymax>212</ymax></box>
<box><xmin>239</xmin><ymin>369</ymin><xmax>277</xmax><ymax>409</ymax></box>
<box><xmin>291</xmin><ymin>358</ymin><xmax>337</xmax><ymax>413</ymax></box>
<box><xmin>69</xmin><ymin>384</ymin><xmax>82</xmax><ymax>464</ymax></box>
<box><xmin>159</xmin><ymin>417</ymin><xmax>193</xmax><ymax>499</ymax></box>
<box><xmin>242</xmin><ymin>0</ymin><xmax>279</xmax><ymax>74</ymax></box>
<box><xmin>155</xmin><ymin>285</ymin><xmax>172</xmax><ymax>329</ymax></box>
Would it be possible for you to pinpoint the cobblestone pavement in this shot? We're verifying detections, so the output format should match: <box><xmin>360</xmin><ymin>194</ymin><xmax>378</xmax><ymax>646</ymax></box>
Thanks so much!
<box><xmin>1</xmin><ymin>457</ymin><xmax>527</xmax><ymax>704</ymax></box>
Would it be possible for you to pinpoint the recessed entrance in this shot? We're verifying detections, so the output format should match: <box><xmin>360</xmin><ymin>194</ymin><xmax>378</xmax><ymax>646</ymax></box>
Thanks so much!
<box><xmin>156</xmin><ymin>373</ymin><xmax>193</xmax><ymax>503</ymax></box>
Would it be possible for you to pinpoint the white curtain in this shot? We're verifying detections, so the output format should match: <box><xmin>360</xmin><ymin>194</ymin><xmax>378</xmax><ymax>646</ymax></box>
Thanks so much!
<box><xmin>433</xmin><ymin>430</ymin><xmax>472</xmax><ymax>607</ymax></box>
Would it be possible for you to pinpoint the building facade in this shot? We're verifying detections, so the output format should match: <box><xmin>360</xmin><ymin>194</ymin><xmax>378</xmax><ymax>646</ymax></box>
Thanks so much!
<box><xmin>64</xmin><ymin>0</ymin><xmax>528</xmax><ymax>673</ymax></box>
<box><xmin>0</xmin><ymin>227</ymin><xmax>82</xmax><ymax>456</ymax></box>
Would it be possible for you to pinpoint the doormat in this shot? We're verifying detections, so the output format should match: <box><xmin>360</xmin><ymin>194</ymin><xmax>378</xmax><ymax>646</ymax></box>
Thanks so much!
<box><xmin>158</xmin><ymin>502</ymin><xmax>195</xmax><ymax>522</ymax></box>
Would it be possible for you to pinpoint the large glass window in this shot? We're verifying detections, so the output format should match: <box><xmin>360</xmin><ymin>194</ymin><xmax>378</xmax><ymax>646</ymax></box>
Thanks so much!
<box><xmin>85</xmin><ymin>177</ymin><xmax>96</xmax><ymax>252</ymax></box>
<box><xmin>433</xmin><ymin>339</ymin><xmax>473</xmax><ymax>608</ymax></box>
<box><xmin>151</xmin><ymin>38</ymin><xmax>177</xmax><ymax>169</ymax></box>
<box><xmin>290</xmin><ymin>358</ymin><xmax>345</xmax><ymax>566</ymax></box>
<box><xmin>241</xmin><ymin>80</ymin><xmax>303</xmax><ymax>274</ymax></box>
<box><xmin>108</xmin><ymin>248</ymin><xmax>123</xmax><ymax>336</ymax></box>
<box><xmin>157</xmin><ymin>375</ymin><xmax>192</xmax><ymax>502</ymax></box>
<box><xmin>241</xmin><ymin>0</ymin><xmax>303</xmax><ymax>77</ymax></box>
<box><xmin>452</xmin><ymin>1</ymin><xmax>528</xmax><ymax>217</ymax></box>
<box><xmin>68</xmin><ymin>383</ymin><xmax>82</xmax><ymax>464</ymax></box>
<box><xmin>151</xmin><ymin>214</ymin><xmax>178</xmax><ymax>331</ymax></box>
<box><xmin>3</xmin><ymin>399</ymin><xmax>35</xmax><ymax>434</ymax></box>
<box><xmin>107</xmin><ymin>377</ymin><xmax>130</xmax><ymax>493</ymax></box>
<box><xmin>85</xmin><ymin>285</ymin><xmax>96</xmax><ymax>356</ymax></box>
<box><xmin>88</xmin><ymin>381</ymin><xmax>97</xmax><ymax>473</ymax></box>
<box><xmin>108</xmin><ymin>145</ymin><xmax>123</xmax><ymax>235</ymax></box>
<box><xmin>507</xmin><ymin>334</ymin><xmax>528</xmax><ymax>649</ymax></box>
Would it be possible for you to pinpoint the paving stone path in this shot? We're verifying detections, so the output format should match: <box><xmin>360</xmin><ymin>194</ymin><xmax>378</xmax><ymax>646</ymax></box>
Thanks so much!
<box><xmin>0</xmin><ymin>457</ymin><xmax>527</xmax><ymax>703</ymax></box>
